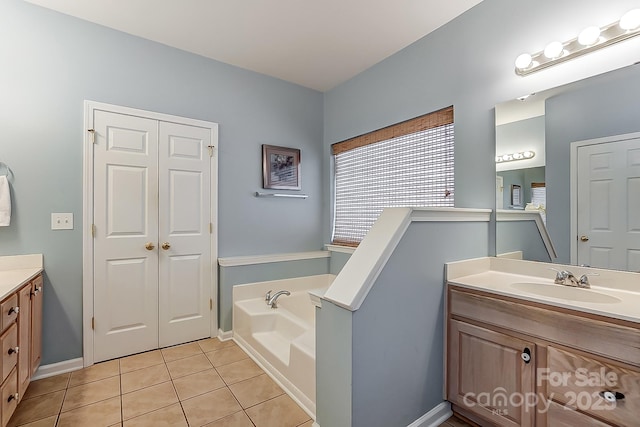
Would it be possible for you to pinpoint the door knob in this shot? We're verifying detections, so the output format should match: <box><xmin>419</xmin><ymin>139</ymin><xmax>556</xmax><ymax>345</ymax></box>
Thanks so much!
<box><xmin>580</xmin><ymin>235</ymin><xmax>589</xmax><ymax>242</ymax></box>
<box><xmin>145</xmin><ymin>242</ymin><xmax>155</xmax><ymax>250</ymax></box>
<box><xmin>161</xmin><ymin>242</ymin><xmax>171</xmax><ymax>250</ymax></box>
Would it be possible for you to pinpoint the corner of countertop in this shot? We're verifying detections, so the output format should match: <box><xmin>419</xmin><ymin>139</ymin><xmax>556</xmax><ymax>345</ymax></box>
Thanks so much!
<box><xmin>0</xmin><ymin>254</ymin><xmax>43</xmax><ymax>271</ymax></box>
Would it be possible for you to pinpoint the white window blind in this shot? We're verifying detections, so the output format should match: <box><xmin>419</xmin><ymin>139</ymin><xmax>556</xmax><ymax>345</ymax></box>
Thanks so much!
<box><xmin>530</xmin><ymin>183</ymin><xmax>547</xmax><ymax>224</ymax></box>
<box><xmin>332</xmin><ymin>108</ymin><xmax>454</xmax><ymax>246</ymax></box>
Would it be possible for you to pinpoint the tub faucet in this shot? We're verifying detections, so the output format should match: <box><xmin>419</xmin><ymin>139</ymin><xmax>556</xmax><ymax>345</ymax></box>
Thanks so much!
<box><xmin>267</xmin><ymin>290</ymin><xmax>290</xmax><ymax>308</ymax></box>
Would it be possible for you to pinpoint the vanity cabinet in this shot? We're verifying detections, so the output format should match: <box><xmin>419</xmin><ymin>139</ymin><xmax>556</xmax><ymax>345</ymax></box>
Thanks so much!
<box><xmin>0</xmin><ymin>274</ymin><xmax>43</xmax><ymax>427</ymax></box>
<box><xmin>446</xmin><ymin>285</ymin><xmax>640</xmax><ymax>427</ymax></box>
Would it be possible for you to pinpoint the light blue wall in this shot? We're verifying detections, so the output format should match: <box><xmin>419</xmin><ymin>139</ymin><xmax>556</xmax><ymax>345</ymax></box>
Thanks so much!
<box><xmin>321</xmin><ymin>0</ymin><xmax>640</xmax><ymax>250</ymax></box>
<box><xmin>498</xmin><ymin>167</ymin><xmax>545</xmax><ymax>208</ymax></box>
<box><xmin>316</xmin><ymin>300</ymin><xmax>353</xmax><ymax>427</ymax></box>
<box><xmin>316</xmin><ymin>221</ymin><xmax>489</xmax><ymax>426</ymax></box>
<box><xmin>496</xmin><ymin>221</ymin><xmax>552</xmax><ymax>263</ymax></box>
<box><xmin>0</xmin><ymin>0</ymin><xmax>323</xmax><ymax>364</ymax></box>
<box><xmin>329</xmin><ymin>251</ymin><xmax>352</xmax><ymax>275</ymax></box>
<box><xmin>218</xmin><ymin>257</ymin><xmax>329</xmax><ymax>332</ymax></box>
<box><xmin>546</xmin><ymin>64</ymin><xmax>640</xmax><ymax>263</ymax></box>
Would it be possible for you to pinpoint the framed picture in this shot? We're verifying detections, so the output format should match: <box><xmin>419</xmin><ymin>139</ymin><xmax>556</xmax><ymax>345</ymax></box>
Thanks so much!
<box><xmin>511</xmin><ymin>184</ymin><xmax>522</xmax><ymax>206</ymax></box>
<box><xmin>262</xmin><ymin>145</ymin><xmax>301</xmax><ymax>190</ymax></box>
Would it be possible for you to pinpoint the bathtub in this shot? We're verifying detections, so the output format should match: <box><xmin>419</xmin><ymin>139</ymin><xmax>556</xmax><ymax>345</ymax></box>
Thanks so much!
<box><xmin>232</xmin><ymin>274</ymin><xmax>335</xmax><ymax>418</ymax></box>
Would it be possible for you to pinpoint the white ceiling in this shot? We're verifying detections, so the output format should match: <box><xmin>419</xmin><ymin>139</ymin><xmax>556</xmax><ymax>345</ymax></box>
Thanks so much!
<box><xmin>24</xmin><ymin>0</ymin><xmax>482</xmax><ymax>92</ymax></box>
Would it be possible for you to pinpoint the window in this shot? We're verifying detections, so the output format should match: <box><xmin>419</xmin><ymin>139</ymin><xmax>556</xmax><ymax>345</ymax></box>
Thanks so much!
<box><xmin>332</xmin><ymin>106</ymin><xmax>454</xmax><ymax>246</ymax></box>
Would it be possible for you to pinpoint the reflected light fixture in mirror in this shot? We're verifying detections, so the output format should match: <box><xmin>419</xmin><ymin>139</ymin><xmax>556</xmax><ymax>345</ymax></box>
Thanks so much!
<box><xmin>495</xmin><ymin>151</ymin><xmax>535</xmax><ymax>163</ymax></box>
<box><xmin>515</xmin><ymin>9</ymin><xmax>640</xmax><ymax>76</ymax></box>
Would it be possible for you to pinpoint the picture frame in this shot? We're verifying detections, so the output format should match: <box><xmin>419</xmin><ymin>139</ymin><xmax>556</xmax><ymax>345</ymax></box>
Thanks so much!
<box><xmin>262</xmin><ymin>145</ymin><xmax>301</xmax><ymax>190</ymax></box>
<box><xmin>511</xmin><ymin>184</ymin><xmax>522</xmax><ymax>206</ymax></box>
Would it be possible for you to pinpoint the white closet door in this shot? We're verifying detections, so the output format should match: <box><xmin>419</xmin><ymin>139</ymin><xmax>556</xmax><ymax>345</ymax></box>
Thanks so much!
<box><xmin>577</xmin><ymin>137</ymin><xmax>640</xmax><ymax>271</ymax></box>
<box><xmin>93</xmin><ymin>110</ymin><xmax>159</xmax><ymax>362</ymax></box>
<box><xmin>158</xmin><ymin>121</ymin><xmax>212</xmax><ymax>347</ymax></box>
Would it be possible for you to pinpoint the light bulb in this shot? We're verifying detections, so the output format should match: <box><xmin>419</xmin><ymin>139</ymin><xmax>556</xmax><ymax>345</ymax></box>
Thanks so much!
<box><xmin>513</xmin><ymin>153</ymin><xmax>524</xmax><ymax>160</ymax></box>
<box><xmin>515</xmin><ymin>53</ymin><xmax>533</xmax><ymax>70</ymax></box>
<box><xmin>495</xmin><ymin>156</ymin><xmax>502</xmax><ymax>163</ymax></box>
<box><xmin>523</xmin><ymin>151</ymin><xmax>535</xmax><ymax>158</ymax></box>
<box><xmin>503</xmin><ymin>154</ymin><xmax>513</xmax><ymax>161</ymax></box>
<box><xmin>578</xmin><ymin>26</ymin><xmax>601</xmax><ymax>46</ymax></box>
<box><xmin>620</xmin><ymin>9</ymin><xmax>640</xmax><ymax>31</ymax></box>
<box><xmin>544</xmin><ymin>41</ymin><xmax>564</xmax><ymax>59</ymax></box>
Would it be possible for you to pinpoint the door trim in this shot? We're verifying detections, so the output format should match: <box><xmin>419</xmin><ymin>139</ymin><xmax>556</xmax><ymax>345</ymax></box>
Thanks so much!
<box><xmin>82</xmin><ymin>100</ymin><xmax>219</xmax><ymax>367</ymax></box>
<box><xmin>569</xmin><ymin>131</ymin><xmax>640</xmax><ymax>265</ymax></box>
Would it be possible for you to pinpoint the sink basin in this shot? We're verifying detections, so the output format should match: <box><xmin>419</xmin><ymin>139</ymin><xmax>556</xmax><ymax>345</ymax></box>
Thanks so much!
<box><xmin>509</xmin><ymin>282</ymin><xmax>621</xmax><ymax>304</ymax></box>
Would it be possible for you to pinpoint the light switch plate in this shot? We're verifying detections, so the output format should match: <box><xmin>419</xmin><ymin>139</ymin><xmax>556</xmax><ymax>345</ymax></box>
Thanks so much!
<box><xmin>51</xmin><ymin>213</ymin><xmax>73</xmax><ymax>230</ymax></box>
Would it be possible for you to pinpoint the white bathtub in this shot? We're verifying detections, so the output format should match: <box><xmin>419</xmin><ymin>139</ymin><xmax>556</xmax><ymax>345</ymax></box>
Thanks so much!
<box><xmin>232</xmin><ymin>274</ymin><xmax>335</xmax><ymax>418</ymax></box>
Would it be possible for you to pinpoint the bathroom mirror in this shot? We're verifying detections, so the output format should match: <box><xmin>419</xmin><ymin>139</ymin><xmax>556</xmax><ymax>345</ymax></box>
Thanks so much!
<box><xmin>495</xmin><ymin>63</ymin><xmax>640</xmax><ymax>272</ymax></box>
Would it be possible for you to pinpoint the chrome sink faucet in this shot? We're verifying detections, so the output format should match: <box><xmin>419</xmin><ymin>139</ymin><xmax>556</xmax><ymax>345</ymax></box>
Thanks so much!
<box><xmin>265</xmin><ymin>290</ymin><xmax>290</xmax><ymax>308</ymax></box>
<box><xmin>549</xmin><ymin>268</ymin><xmax>595</xmax><ymax>289</ymax></box>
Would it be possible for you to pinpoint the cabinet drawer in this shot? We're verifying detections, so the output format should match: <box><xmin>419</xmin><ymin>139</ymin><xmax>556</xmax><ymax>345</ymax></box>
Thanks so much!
<box><xmin>1</xmin><ymin>323</ymin><xmax>18</xmax><ymax>383</ymax></box>
<box><xmin>1</xmin><ymin>367</ymin><xmax>18</xmax><ymax>427</ymax></box>
<box><xmin>0</xmin><ymin>295</ymin><xmax>18</xmax><ymax>332</ymax></box>
<box><xmin>448</xmin><ymin>287</ymin><xmax>640</xmax><ymax>366</ymax></box>
<box><xmin>547</xmin><ymin>346</ymin><xmax>640</xmax><ymax>427</ymax></box>
<box><xmin>547</xmin><ymin>401</ymin><xmax>611</xmax><ymax>427</ymax></box>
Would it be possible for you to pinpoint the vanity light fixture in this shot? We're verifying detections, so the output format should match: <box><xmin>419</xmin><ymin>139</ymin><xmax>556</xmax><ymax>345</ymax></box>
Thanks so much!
<box><xmin>515</xmin><ymin>9</ymin><xmax>640</xmax><ymax>76</ymax></box>
<box><xmin>495</xmin><ymin>151</ymin><xmax>535</xmax><ymax>163</ymax></box>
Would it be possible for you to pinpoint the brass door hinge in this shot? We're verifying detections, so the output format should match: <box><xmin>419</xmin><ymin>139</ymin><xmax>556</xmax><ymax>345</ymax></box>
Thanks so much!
<box><xmin>207</xmin><ymin>145</ymin><xmax>214</xmax><ymax>157</ymax></box>
<box><xmin>91</xmin><ymin>317</ymin><xmax>95</xmax><ymax>330</ymax></box>
<box><xmin>91</xmin><ymin>224</ymin><xmax>96</xmax><ymax>237</ymax></box>
<box><xmin>209</xmin><ymin>223</ymin><xmax>213</xmax><ymax>234</ymax></box>
<box><xmin>88</xmin><ymin>129</ymin><xmax>96</xmax><ymax>144</ymax></box>
<box><xmin>210</xmin><ymin>299</ymin><xmax>213</xmax><ymax>310</ymax></box>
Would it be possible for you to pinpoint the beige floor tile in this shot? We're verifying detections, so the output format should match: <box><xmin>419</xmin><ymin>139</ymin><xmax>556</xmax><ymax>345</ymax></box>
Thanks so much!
<box><xmin>57</xmin><ymin>396</ymin><xmax>121</xmax><ymax>427</ymax></box>
<box><xmin>122</xmin><ymin>402</ymin><xmax>188</xmax><ymax>427</ymax></box>
<box><xmin>181</xmin><ymin>388</ymin><xmax>242</xmax><ymax>427</ymax></box>
<box><xmin>120</xmin><ymin>350</ymin><xmax>164</xmax><ymax>374</ymax></box>
<box><xmin>203</xmin><ymin>411</ymin><xmax>254</xmax><ymax>427</ymax></box>
<box><xmin>8</xmin><ymin>390</ymin><xmax>65</xmax><ymax>427</ymax></box>
<box><xmin>121</xmin><ymin>363</ymin><xmax>171</xmax><ymax>394</ymax></box>
<box><xmin>197</xmin><ymin>338</ymin><xmax>236</xmax><ymax>353</ymax></box>
<box><xmin>229</xmin><ymin>374</ymin><xmax>283</xmax><ymax>409</ymax></box>
<box><xmin>297</xmin><ymin>421</ymin><xmax>314</xmax><ymax>427</ymax></box>
<box><xmin>23</xmin><ymin>373</ymin><xmax>70</xmax><ymax>400</ymax></box>
<box><xmin>161</xmin><ymin>342</ymin><xmax>202</xmax><ymax>362</ymax></box>
<box><xmin>62</xmin><ymin>376</ymin><xmax>120</xmax><ymax>412</ymax></box>
<box><xmin>245</xmin><ymin>394</ymin><xmax>310</xmax><ymax>427</ymax></box>
<box><xmin>172</xmin><ymin>368</ymin><xmax>226</xmax><ymax>401</ymax></box>
<box><xmin>166</xmin><ymin>353</ymin><xmax>212</xmax><ymax>379</ymax></box>
<box><xmin>122</xmin><ymin>381</ymin><xmax>178</xmax><ymax>420</ymax></box>
<box><xmin>216</xmin><ymin>358</ymin><xmax>264</xmax><ymax>385</ymax></box>
<box><xmin>206</xmin><ymin>346</ymin><xmax>248</xmax><ymax>367</ymax></box>
<box><xmin>10</xmin><ymin>415</ymin><xmax>58</xmax><ymax>427</ymax></box>
<box><xmin>68</xmin><ymin>360</ymin><xmax>120</xmax><ymax>387</ymax></box>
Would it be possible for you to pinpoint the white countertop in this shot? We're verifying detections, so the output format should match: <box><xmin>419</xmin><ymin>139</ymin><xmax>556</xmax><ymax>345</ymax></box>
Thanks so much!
<box><xmin>0</xmin><ymin>255</ymin><xmax>43</xmax><ymax>301</ymax></box>
<box><xmin>447</xmin><ymin>257</ymin><xmax>640</xmax><ymax>324</ymax></box>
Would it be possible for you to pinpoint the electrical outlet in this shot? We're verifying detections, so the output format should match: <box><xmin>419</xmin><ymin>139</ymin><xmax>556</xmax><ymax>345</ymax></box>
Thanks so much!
<box><xmin>51</xmin><ymin>213</ymin><xmax>73</xmax><ymax>230</ymax></box>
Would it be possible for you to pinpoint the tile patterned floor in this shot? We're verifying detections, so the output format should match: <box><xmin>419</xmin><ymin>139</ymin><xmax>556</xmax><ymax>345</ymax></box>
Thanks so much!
<box><xmin>8</xmin><ymin>338</ymin><xmax>313</xmax><ymax>427</ymax></box>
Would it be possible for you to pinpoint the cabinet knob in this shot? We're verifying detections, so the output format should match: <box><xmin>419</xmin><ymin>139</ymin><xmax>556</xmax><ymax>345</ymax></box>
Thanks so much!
<box><xmin>145</xmin><ymin>242</ymin><xmax>155</xmax><ymax>250</ymax></box>
<box><xmin>580</xmin><ymin>235</ymin><xmax>590</xmax><ymax>242</ymax></box>
<box><xmin>600</xmin><ymin>391</ymin><xmax>625</xmax><ymax>402</ymax></box>
<box><xmin>521</xmin><ymin>347</ymin><xmax>532</xmax><ymax>364</ymax></box>
<box><xmin>7</xmin><ymin>393</ymin><xmax>18</xmax><ymax>403</ymax></box>
<box><xmin>161</xmin><ymin>242</ymin><xmax>171</xmax><ymax>250</ymax></box>
<box><xmin>7</xmin><ymin>346</ymin><xmax>18</xmax><ymax>355</ymax></box>
<box><xmin>8</xmin><ymin>306</ymin><xmax>19</xmax><ymax>315</ymax></box>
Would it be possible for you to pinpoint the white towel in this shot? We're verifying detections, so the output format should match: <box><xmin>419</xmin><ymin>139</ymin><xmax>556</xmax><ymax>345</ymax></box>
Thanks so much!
<box><xmin>0</xmin><ymin>176</ymin><xmax>11</xmax><ymax>226</ymax></box>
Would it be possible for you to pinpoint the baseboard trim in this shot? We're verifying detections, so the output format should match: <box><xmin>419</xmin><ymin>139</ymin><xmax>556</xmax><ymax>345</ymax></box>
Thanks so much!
<box><xmin>218</xmin><ymin>329</ymin><xmax>233</xmax><ymax>341</ymax></box>
<box><xmin>407</xmin><ymin>401</ymin><xmax>452</xmax><ymax>427</ymax></box>
<box><xmin>32</xmin><ymin>357</ymin><xmax>84</xmax><ymax>381</ymax></box>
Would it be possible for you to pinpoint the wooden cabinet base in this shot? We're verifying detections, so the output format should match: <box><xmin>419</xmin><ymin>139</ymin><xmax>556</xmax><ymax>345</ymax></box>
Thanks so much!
<box><xmin>446</xmin><ymin>284</ymin><xmax>640</xmax><ymax>427</ymax></box>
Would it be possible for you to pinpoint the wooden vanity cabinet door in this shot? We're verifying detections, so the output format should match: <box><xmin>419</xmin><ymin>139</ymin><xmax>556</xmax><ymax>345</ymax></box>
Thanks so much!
<box><xmin>448</xmin><ymin>320</ymin><xmax>536</xmax><ymax>427</ymax></box>
<box><xmin>30</xmin><ymin>276</ymin><xmax>42</xmax><ymax>375</ymax></box>
<box><xmin>17</xmin><ymin>283</ymin><xmax>32</xmax><ymax>400</ymax></box>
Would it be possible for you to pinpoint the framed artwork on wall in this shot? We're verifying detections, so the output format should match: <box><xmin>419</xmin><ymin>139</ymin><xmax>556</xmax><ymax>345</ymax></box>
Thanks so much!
<box><xmin>511</xmin><ymin>184</ymin><xmax>522</xmax><ymax>206</ymax></box>
<box><xmin>262</xmin><ymin>145</ymin><xmax>301</xmax><ymax>190</ymax></box>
